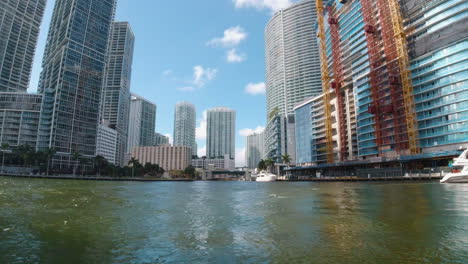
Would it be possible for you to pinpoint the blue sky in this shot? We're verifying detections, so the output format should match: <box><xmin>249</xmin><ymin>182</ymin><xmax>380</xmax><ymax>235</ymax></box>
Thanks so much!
<box><xmin>29</xmin><ymin>0</ymin><xmax>297</xmax><ymax>166</ymax></box>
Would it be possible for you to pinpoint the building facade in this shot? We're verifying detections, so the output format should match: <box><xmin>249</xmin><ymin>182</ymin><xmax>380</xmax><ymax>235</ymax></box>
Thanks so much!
<box><xmin>101</xmin><ymin>22</ymin><xmax>135</xmax><ymax>166</ymax></box>
<box><xmin>131</xmin><ymin>145</ymin><xmax>192</xmax><ymax>171</ymax></box>
<box><xmin>294</xmin><ymin>90</ymin><xmax>358</xmax><ymax>166</ymax></box>
<box><xmin>308</xmin><ymin>0</ymin><xmax>467</xmax><ymax>166</ymax></box>
<box><xmin>36</xmin><ymin>0</ymin><xmax>117</xmax><ymax>165</ymax></box>
<box><xmin>96</xmin><ymin>123</ymin><xmax>117</xmax><ymax>165</ymax></box>
<box><xmin>206</xmin><ymin>107</ymin><xmax>236</xmax><ymax>160</ymax></box>
<box><xmin>264</xmin><ymin>0</ymin><xmax>321</xmax><ymax>163</ymax></box>
<box><xmin>153</xmin><ymin>132</ymin><xmax>169</xmax><ymax>146</ymax></box>
<box><xmin>0</xmin><ymin>93</ymin><xmax>42</xmax><ymax>147</ymax></box>
<box><xmin>173</xmin><ymin>101</ymin><xmax>196</xmax><ymax>155</ymax></box>
<box><xmin>0</xmin><ymin>0</ymin><xmax>46</xmax><ymax>92</ymax></box>
<box><xmin>245</xmin><ymin>132</ymin><xmax>264</xmax><ymax>169</ymax></box>
<box><xmin>265</xmin><ymin>0</ymin><xmax>322</xmax><ymax>118</ymax></box>
<box><xmin>192</xmin><ymin>155</ymin><xmax>235</xmax><ymax>170</ymax></box>
<box><xmin>127</xmin><ymin>94</ymin><xmax>156</xmax><ymax>152</ymax></box>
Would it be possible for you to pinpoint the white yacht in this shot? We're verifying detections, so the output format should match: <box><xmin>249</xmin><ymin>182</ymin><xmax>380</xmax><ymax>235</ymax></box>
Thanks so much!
<box><xmin>440</xmin><ymin>149</ymin><xmax>468</xmax><ymax>183</ymax></box>
<box><xmin>255</xmin><ymin>171</ymin><xmax>277</xmax><ymax>182</ymax></box>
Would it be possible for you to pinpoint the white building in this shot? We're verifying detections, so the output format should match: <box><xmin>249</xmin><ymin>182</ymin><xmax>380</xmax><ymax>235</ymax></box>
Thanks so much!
<box><xmin>96</xmin><ymin>123</ymin><xmax>118</xmax><ymax>165</ymax></box>
<box><xmin>174</xmin><ymin>101</ymin><xmax>196</xmax><ymax>155</ymax></box>
<box><xmin>245</xmin><ymin>132</ymin><xmax>264</xmax><ymax>169</ymax></box>
<box><xmin>132</xmin><ymin>145</ymin><xmax>192</xmax><ymax>171</ymax></box>
<box><xmin>206</xmin><ymin>107</ymin><xmax>236</xmax><ymax>160</ymax></box>
<box><xmin>192</xmin><ymin>155</ymin><xmax>235</xmax><ymax>170</ymax></box>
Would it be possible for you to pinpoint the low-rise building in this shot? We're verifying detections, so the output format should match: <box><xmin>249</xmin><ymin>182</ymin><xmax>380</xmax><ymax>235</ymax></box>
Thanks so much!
<box><xmin>131</xmin><ymin>145</ymin><xmax>192</xmax><ymax>171</ymax></box>
<box><xmin>192</xmin><ymin>154</ymin><xmax>235</xmax><ymax>170</ymax></box>
<box><xmin>0</xmin><ymin>93</ymin><xmax>42</xmax><ymax>147</ymax></box>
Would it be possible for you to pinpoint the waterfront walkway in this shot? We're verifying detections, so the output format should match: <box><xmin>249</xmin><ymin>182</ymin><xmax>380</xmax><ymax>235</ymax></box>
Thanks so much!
<box><xmin>0</xmin><ymin>173</ymin><xmax>194</xmax><ymax>182</ymax></box>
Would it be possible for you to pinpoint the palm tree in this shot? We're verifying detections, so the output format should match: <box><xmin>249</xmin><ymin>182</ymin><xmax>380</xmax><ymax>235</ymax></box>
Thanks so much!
<box><xmin>128</xmin><ymin>157</ymin><xmax>139</xmax><ymax>178</ymax></box>
<box><xmin>282</xmin><ymin>154</ymin><xmax>292</xmax><ymax>167</ymax></box>
<box><xmin>1</xmin><ymin>143</ymin><xmax>10</xmax><ymax>173</ymax></box>
<box><xmin>94</xmin><ymin>155</ymin><xmax>107</xmax><ymax>177</ymax></box>
<box><xmin>264</xmin><ymin>158</ymin><xmax>275</xmax><ymax>174</ymax></box>
<box><xmin>45</xmin><ymin>148</ymin><xmax>56</xmax><ymax>176</ymax></box>
<box><xmin>71</xmin><ymin>152</ymin><xmax>81</xmax><ymax>177</ymax></box>
<box><xmin>257</xmin><ymin>159</ymin><xmax>266</xmax><ymax>172</ymax></box>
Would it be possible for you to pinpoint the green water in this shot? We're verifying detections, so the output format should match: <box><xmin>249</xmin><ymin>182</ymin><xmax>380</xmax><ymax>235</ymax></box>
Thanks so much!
<box><xmin>0</xmin><ymin>177</ymin><xmax>467</xmax><ymax>264</ymax></box>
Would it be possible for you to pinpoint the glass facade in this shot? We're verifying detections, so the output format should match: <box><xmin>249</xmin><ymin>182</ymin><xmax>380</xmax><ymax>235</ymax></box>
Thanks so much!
<box><xmin>206</xmin><ymin>107</ymin><xmax>236</xmax><ymax>160</ymax></box>
<box><xmin>174</xmin><ymin>102</ymin><xmax>196</xmax><ymax>156</ymax></box>
<box><xmin>295</xmin><ymin>102</ymin><xmax>313</xmax><ymax>165</ymax></box>
<box><xmin>37</xmin><ymin>0</ymin><xmax>117</xmax><ymax>160</ymax></box>
<box><xmin>0</xmin><ymin>0</ymin><xmax>46</xmax><ymax>92</ymax></box>
<box><xmin>127</xmin><ymin>94</ymin><xmax>157</xmax><ymax>152</ymax></box>
<box><xmin>102</xmin><ymin>22</ymin><xmax>135</xmax><ymax>166</ymax></box>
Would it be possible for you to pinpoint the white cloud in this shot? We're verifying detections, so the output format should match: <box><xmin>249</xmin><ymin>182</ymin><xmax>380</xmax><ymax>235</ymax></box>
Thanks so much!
<box><xmin>226</xmin><ymin>49</ymin><xmax>246</xmax><ymax>63</ymax></box>
<box><xmin>177</xmin><ymin>86</ymin><xmax>195</xmax><ymax>92</ymax></box>
<box><xmin>245</xmin><ymin>82</ymin><xmax>266</xmax><ymax>95</ymax></box>
<box><xmin>208</xmin><ymin>26</ymin><xmax>248</xmax><ymax>47</ymax></box>
<box><xmin>198</xmin><ymin>145</ymin><xmax>207</xmax><ymax>157</ymax></box>
<box><xmin>162</xmin><ymin>69</ymin><xmax>173</xmax><ymax>76</ymax></box>
<box><xmin>239</xmin><ymin>126</ymin><xmax>265</xmax><ymax>137</ymax></box>
<box><xmin>196</xmin><ymin>111</ymin><xmax>208</xmax><ymax>140</ymax></box>
<box><xmin>164</xmin><ymin>133</ymin><xmax>173</xmax><ymax>145</ymax></box>
<box><xmin>236</xmin><ymin>147</ymin><xmax>246</xmax><ymax>167</ymax></box>
<box><xmin>193</xmin><ymin>66</ymin><xmax>218</xmax><ymax>88</ymax></box>
<box><xmin>233</xmin><ymin>0</ymin><xmax>293</xmax><ymax>12</ymax></box>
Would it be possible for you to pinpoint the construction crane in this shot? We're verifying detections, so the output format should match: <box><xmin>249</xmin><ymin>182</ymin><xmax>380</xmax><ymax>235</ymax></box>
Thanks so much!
<box><xmin>327</xmin><ymin>5</ymin><xmax>348</xmax><ymax>162</ymax></box>
<box><xmin>315</xmin><ymin>0</ymin><xmax>334</xmax><ymax>164</ymax></box>
<box><xmin>387</xmin><ymin>0</ymin><xmax>420</xmax><ymax>154</ymax></box>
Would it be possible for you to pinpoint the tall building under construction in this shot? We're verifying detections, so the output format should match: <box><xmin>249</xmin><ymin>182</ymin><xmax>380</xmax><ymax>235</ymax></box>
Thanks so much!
<box><xmin>295</xmin><ymin>0</ymin><xmax>467</xmax><ymax>167</ymax></box>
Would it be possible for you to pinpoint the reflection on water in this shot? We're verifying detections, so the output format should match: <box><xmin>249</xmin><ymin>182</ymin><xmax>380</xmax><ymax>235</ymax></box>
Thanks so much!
<box><xmin>1</xmin><ymin>178</ymin><xmax>467</xmax><ymax>264</ymax></box>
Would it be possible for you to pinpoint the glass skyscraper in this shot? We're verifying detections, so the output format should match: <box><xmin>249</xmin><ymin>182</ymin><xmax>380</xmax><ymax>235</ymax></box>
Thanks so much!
<box><xmin>245</xmin><ymin>132</ymin><xmax>264</xmax><ymax>169</ymax></box>
<box><xmin>206</xmin><ymin>107</ymin><xmax>236</xmax><ymax>160</ymax></box>
<box><xmin>127</xmin><ymin>94</ymin><xmax>156</xmax><ymax>153</ymax></box>
<box><xmin>0</xmin><ymin>0</ymin><xmax>46</xmax><ymax>92</ymax></box>
<box><xmin>174</xmin><ymin>101</ymin><xmax>196</xmax><ymax>156</ymax></box>
<box><xmin>37</xmin><ymin>0</ymin><xmax>117</xmax><ymax>163</ymax></box>
<box><xmin>101</xmin><ymin>22</ymin><xmax>135</xmax><ymax>166</ymax></box>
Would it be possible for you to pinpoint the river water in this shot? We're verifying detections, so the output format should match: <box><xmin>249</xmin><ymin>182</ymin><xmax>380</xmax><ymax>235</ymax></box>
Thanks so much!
<box><xmin>0</xmin><ymin>177</ymin><xmax>467</xmax><ymax>264</ymax></box>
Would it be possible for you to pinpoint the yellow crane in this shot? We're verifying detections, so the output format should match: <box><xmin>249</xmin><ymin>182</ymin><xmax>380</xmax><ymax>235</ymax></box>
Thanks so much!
<box><xmin>315</xmin><ymin>0</ymin><xmax>334</xmax><ymax>164</ymax></box>
<box><xmin>387</xmin><ymin>0</ymin><xmax>420</xmax><ymax>154</ymax></box>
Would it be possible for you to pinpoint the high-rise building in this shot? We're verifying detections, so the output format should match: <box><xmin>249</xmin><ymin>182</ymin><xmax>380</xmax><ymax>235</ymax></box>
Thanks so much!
<box><xmin>0</xmin><ymin>93</ymin><xmax>42</xmax><ymax>147</ymax></box>
<box><xmin>153</xmin><ymin>132</ymin><xmax>169</xmax><ymax>146</ymax></box>
<box><xmin>173</xmin><ymin>101</ymin><xmax>196</xmax><ymax>155</ymax></box>
<box><xmin>245</xmin><ymin>132</ymin><xmax>264</xmax><ymax>169</ymax></box>
<box><xmin>265</xmin><ymin>0</ymin><xmax>322</xmax><ymax>118</ymax></box>
<box><xmin>0</xmin><ymin>0</ymin><xmax>46</xmax><ymax>92</ymax></box>
<box><xmin>36</xmin><ymin>0</ymin><xmax>117</xmax><ymax>166</ymax></box>
<box><xmin>101</xmin><ymin>22</ymin><xmax>135</xmax><ymax>166</ymax></box>
<box><xmin>289</xmin><ymin>0</ymin><xmax>467</xmax><ymax>172</ymax></box>
<box><xmin>314</xmin><ymin>0</ymin><xmax>468</xmax><ymax>163</ymax></box>
<box><xmin>127</xmin><ymin>94</ymin><xmax>156</xmax><ymax>152</ymax></box>
<box><xmin>264</xmin><ymin>0</ymin><xmax>321</xmax><ymax>163</ymax></box>
<box><xmin>206</xmin><ymin>107</ymin><xmax>236</xmax><ymax>160</ymax></box>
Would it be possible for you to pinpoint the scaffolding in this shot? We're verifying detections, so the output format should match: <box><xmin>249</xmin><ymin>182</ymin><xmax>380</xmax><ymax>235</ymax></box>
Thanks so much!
<box><xmin>316</xmin><ymin>0</ymin><xmax>334</xmax><ymax>164</ymax></box>
<box><xmin>327</xmin><ymin>6</ymin><xmax>348</xmax><ymax>161</ymax></box>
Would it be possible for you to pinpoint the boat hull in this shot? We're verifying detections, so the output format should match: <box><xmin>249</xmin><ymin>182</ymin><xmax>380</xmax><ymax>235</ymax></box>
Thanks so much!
<box><xmin>256</xmin><ymin>176</ymin><xmax>277</xmax><ymax>182</ymax></box>
<box><xmin>440</xmin><ymin>173</ymin><xmax>468</xmax><ymax>183</ymax></box>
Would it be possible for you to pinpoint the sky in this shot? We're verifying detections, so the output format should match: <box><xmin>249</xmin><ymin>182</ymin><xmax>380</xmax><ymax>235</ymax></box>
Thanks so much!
<box><xmin>28</xmin><ymin>0</ymin><xmax>298</xmax><ymax>166</ymax></box>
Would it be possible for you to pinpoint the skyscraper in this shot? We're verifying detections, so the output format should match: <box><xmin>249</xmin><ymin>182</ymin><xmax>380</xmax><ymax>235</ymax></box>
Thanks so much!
<box><xmin>265</xmin><ymin>0</ymin><xmax>321</xmax><ymax>118</ymax></box>
<box><xmin>36</xmin><ymin>0</ymin><xmax>117</xmax><ymax>165</ymax></box>
<box><xmin>173</xmin><ymin>101</ymin><xmax>196</xmax><ymax>156</ymax></box>
<box><xmin>0</xmin><ymin>0</ymin><xmax>46</xmax><ymax>92</ymax></box>
<box><xmin>246</xmin><ymin>132</ymin><xmax>264</xmax><ymax>169</ymax></box>
<box><xmin>101</xmin><ymin>22</ymin><xmax>135</xmax><ymax>166</ymax></box>
<box><xmin>127</xmin><ymin>94</ymin><xmax>156</xmax><ymax>153</ymax></box>
<box><xmin>264</xmin><ymin>0</ymin><xmax>321</xmax><ymax>162</ymax></box>
<box><xmin>206</xmin><ymin>107</ymin><xmax>236</xmax><ymax>160</ymax></box>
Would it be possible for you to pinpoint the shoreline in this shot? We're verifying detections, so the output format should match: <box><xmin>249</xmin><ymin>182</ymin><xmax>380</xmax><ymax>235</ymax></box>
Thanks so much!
<box><xmin>1</xmin><ymin>174</ymin><xmax>443</xmax><ymax>182</ymax></box>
